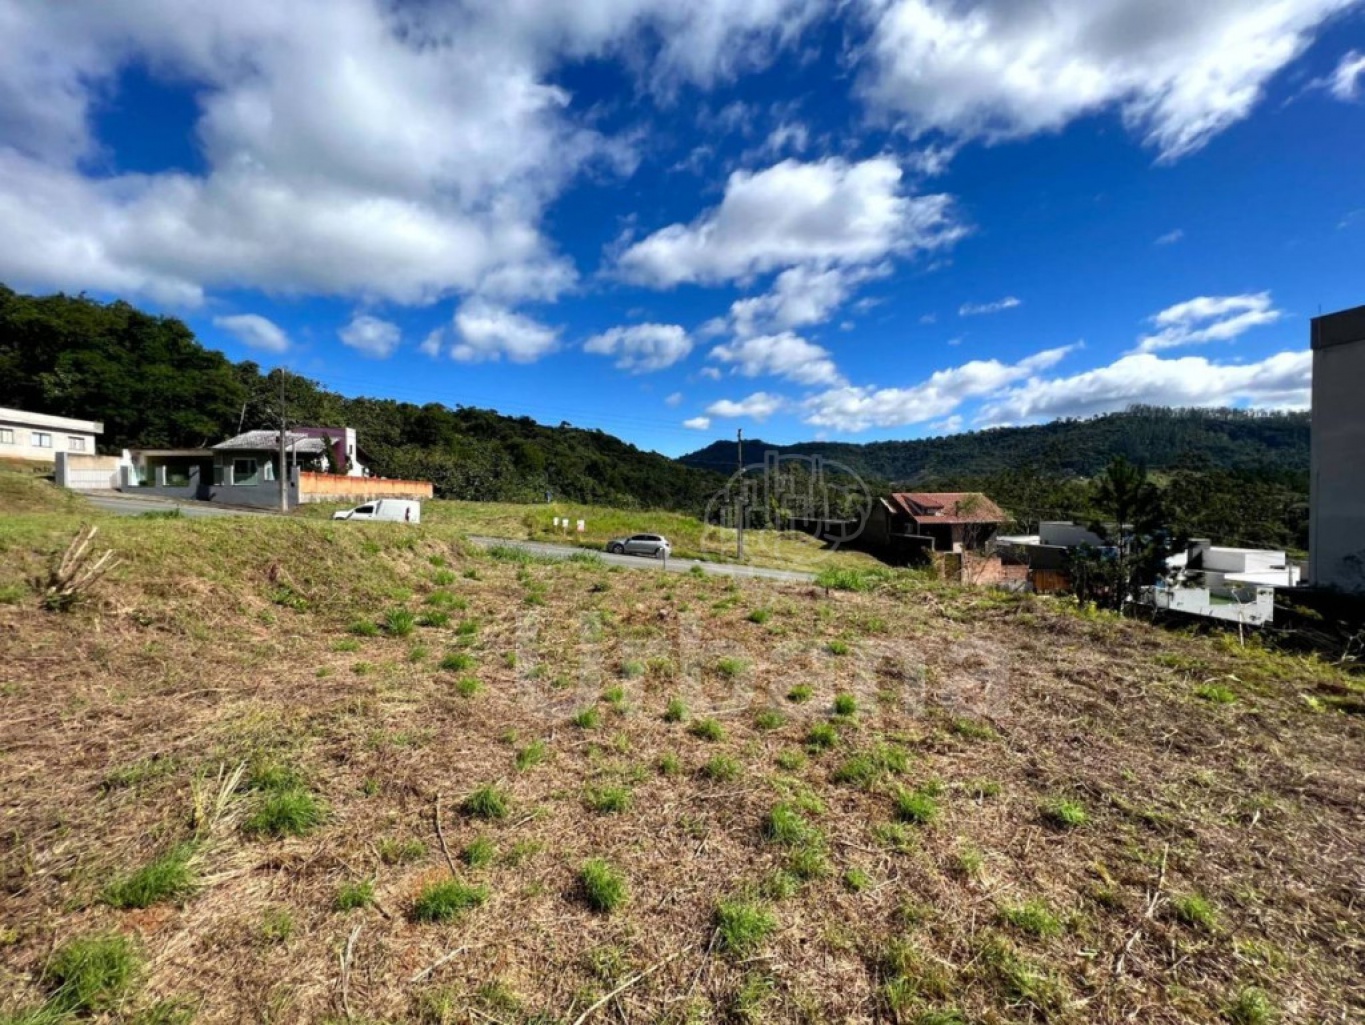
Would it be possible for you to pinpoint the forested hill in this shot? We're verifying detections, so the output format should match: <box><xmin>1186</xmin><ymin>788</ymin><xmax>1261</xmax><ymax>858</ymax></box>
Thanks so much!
<box><xmin>0</xmin><ymin>285</ymin><xmax>722</xmax><ymax>509</ymax></box>
<box><xmin>680</xmin><ymin>407</ymin><xmax>1310</xmax><ymax>484</ymax></box>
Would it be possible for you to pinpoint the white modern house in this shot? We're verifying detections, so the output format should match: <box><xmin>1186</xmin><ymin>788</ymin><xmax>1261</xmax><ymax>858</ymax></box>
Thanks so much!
<box><xmin>0</xmin><ymin>406</ymin><xmax>103</xmax><ymax>462</ymax></box>
<box><xmin>1152</xmin><ymin>542</ymin><xmax>1301</xmax><ymax>627</ymax></box>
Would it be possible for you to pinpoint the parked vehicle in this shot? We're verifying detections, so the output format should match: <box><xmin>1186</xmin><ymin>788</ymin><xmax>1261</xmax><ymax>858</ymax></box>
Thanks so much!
<box><xmin>606</xmin><ymin>533</ymin><xmax>671</xmax><ymax>558</ymax></box>
<box><xmin>332</xmin><ymin>499</ymin><xmax>421</xmax><ymax>523</ymax></box>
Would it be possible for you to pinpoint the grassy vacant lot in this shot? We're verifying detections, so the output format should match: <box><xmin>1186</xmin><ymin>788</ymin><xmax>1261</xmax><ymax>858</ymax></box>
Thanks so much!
<box><xmin>294</xmin><ymin>498</ymin><xmax>880</xmax><ymax>575</ymax></box>
<box><xmin>1</xmin><ymin>473</ymin><xmax>1362</xmax><ymax>1024</ymax></box>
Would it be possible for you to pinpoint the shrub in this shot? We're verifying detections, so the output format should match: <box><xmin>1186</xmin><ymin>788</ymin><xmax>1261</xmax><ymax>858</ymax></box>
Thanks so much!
<box><xmin>411</xmin><ymin>880</ymin><xmax>488</xmax><ymax>922</ymax></box>
<box><xmin>103</xmin><ymin>843</ymin><xmax>197</xmax><ymax>908</ymax></box>
<box><xmin>580</xmin><ymin>858</ymin><xmax>628</xmax><ymax>913</ymax></box>
<box><xmin>664</xmin><ymin>697</ymin><xmax>687</xmax><ymax>722</ymax></box>
<box><xmin>45</xmin><ymin>933</ymin><xmax>140</xmax><ymax>1014</ymax></box>
<box><xmin>689</xmin><ymin>718</ymin><xmax>725</xmax><ymax>742</ymax></box>
<box><xmin>335</xmin><ymin>880</ymin><xmax>375</xmax><ymax>911</ymax></box>
<box><xmin>701</xmin><ymin>755</ymin><xmax>741</xmax><ymax>782</ymax></box>
<box><xmin>245</xmin><ymin>789</ymin><xmax>325</xmax><ymax>837</ymax></box>
<box><xmin>715</xmin><ymin>900</ymin><xmax>776</xmax><ymax>955</ymax></box>
<box><xmin>461</xmin><ymin>785</ymin><xmax>510</xmax><ymax>820</ymax></box>
<box><xmin>1040</xmin><ymin>798</ymin><xmax>1088</xmax><ymax>829</ymax></box>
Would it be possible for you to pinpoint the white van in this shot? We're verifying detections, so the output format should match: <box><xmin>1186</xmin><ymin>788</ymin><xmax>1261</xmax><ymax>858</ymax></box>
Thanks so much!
<box><xmin>332</xmin><ymin>499</ymin><xmax>421</xmax><ymax>524</ymax></box>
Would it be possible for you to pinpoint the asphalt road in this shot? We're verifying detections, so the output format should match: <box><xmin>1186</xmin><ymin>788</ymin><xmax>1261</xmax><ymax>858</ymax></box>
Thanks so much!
<box><xmin>80</xmin><ymin>494</ymin><xmax>815</xmax><ymax>582</ymax></box>
<box><xmin>85</xmin><ymin>493</ymin><xmax>269</xmax><ymax>518</ymax></box>
<box><xmin>466</xmin><ymin>535</ymin><xmax>814</xmax><ymax>583</ymax></box>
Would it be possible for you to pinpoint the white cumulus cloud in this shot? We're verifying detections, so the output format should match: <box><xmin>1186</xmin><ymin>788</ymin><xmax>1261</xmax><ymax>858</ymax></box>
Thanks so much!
<box><xmin>584</xmin><ymin>323</ymin><xmax>693</xmax><ymax>372</ymax></box>
<box><xmin>802</xmin><ymin>345</ymin><xmax>1074</xmax><ymax>431</ymax></box>
<box><xmin>705</xmin><ymin>392</ymin><xmax>788</xmax><ymax>420</ymax></box>
<box><xmin>452</xmin><ymin>299</ymin><xmax>559</xmax><ymax>363</ymax></box>
<box><xmin>709</xmin><ymin>332</ymin><xmax>844</xmax><ymax>386</ymax></box>
<box><xmin>959</xmin><ymin>295</ymin><xmax>1021</xmax><ymax>317</ymax></box>
<box><xmin>857</xmin><ymin>0</ymin><xmax>1357</xmax><ymax>162</ymax></box>
<box><xmin>1134</xmin><ymin>291</ymin><xmax>1282</xmax><ymax>353</ymax></box>
<box><xmin>213</xmin><ymin>313</ymin><xmax>289</xmax><ymax>354</ymax></box>
<box><xmin>339</xmin><ymin>314</ymin><xmax>401</xmax><ymax>358</ymax></box>
<box><xmin>683</xmin><ymin>416</ymin><xmax>713</xmax><ymax>430</ymax></box>
<box><xmin>978</xmin><ymin>350</ymin><xmax>1311</xmax><ymax>425</ymax></box>
<box><xmin>616</xmin><ymin>156</ymin><xmax>962</xmax><ymax>287</ymax></box>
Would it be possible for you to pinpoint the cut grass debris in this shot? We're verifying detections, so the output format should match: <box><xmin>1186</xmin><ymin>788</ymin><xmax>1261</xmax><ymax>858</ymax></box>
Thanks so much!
<box><xmin>103</xmin><ymin>843</ymin><xmax>197</xmax><ymax>908</ymax></box>
<box><xmin>715</xmin><ymin>900</ymin><xmax>777</xmax><ymax>956</ymax></box>
<box><xmin>579</xmin><ymin>858</ymin><xmax>627</xmax><ymax>914</ymax></box>
<box><xmin>44</xmin><ymin>932</ymin><xmax>140</xmax><ymax>1015</ymax></box>
<box><xmin>461</xmin><ymin>784</ymin><xmax>510</xmax><ymax>820</ymax></box>
<box><xmin>335</xmin><ymin>879</ymin><xmax>375</xmax><ymax>911</ymax></box>
<box><xmin>411</xmin><ymin>879</ymin><xmax>488</xmax><ymax>923</ymax></box>
<box><xmin>1040</xmin><ymin>798</ymin><xmax>1088</xmax><ymax>830</ymax></box>
<box><xmin>689</xmin><ymin>717</ymin><xmax>725</xmax><ymax>742</ymax></box>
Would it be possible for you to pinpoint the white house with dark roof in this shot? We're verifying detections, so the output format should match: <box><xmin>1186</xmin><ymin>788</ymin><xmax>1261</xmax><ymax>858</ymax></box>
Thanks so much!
<box><xmin>0</xmin><ymin>405</ymin><xmax>102</xmax><ymax>462</ymax></box>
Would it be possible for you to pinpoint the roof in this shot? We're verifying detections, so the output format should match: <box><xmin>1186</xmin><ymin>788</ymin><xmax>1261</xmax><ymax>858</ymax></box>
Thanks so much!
<box><xmin>1311</xmin><ymin>303</ymin><xmax>1365</xmax><ymax>351</ymax></box>
<box><xmin>0</xmin><ymin>405</ymin><xmax>103</xmax><ymax>434</ymax></box>
<box><xmin>890</xmin><ymin>491</ymin><xmax>1006</xmax><ymax>525</ymax></box>
<box><xmin>212</xmin><ymin>430</ymin><xmax>327</xmax><ymax>454</ymax></box>
<box><xmin>133</xmin><ymin>449</ymin><xmax>214</xmax><ymax>458</ymax></box>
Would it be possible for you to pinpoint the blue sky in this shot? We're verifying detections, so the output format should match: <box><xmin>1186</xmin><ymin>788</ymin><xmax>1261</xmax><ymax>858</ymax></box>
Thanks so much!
<box><xmin>2</xmin><ymin>1</ymin><xmax>1363</xmax><ymax>456</ymax></box>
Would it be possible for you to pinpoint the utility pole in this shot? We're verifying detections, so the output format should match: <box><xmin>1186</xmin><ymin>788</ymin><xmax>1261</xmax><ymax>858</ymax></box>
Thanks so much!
<box><xmin>277</xmin><ymin>369</ymin><xmax>289</xmax><ymax>513</ymax></box>
<box><xmin>736</xmin><ymin>428</ymin><xmax>744</xmax><ymax>561</ymax></box>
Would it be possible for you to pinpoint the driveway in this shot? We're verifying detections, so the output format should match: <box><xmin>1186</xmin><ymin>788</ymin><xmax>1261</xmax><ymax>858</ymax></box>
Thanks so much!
<box><xmin>466</xmin><ymin>536</ymin><xmax>814</xmax><ymax>583</ymax></box>
<box><xmin>84</xmin><ymin>493</ymin><xmax>269</xmax><ymax>518</ymax></box>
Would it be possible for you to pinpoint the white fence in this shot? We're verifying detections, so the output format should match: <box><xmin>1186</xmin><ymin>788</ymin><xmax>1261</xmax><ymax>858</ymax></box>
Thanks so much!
<box><xmin>54</xmin><ymin>452</ymin><xmax>122</xmax><ymax>491</ymax></box>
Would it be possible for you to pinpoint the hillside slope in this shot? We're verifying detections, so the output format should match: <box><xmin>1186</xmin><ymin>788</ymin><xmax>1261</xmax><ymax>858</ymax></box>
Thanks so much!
<box><xmin>0</xmin><ymin>489</ymin><xmax>1360</xmax><ymax>1023</ymax></box>
<box><xmin>681</xmin><ymin>407</ymin><xmax>1310</xmax><ymax>484</ymax></box>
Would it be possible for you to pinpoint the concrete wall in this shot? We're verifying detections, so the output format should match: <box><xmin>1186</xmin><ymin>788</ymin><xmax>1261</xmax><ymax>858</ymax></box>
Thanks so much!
<box><xmin>119</xmin><ymin>465</ymin><xmax>300</xmax><ymax>508</ymax></box>
<box><xmin>55</xmin><ymin>452</ymin><xmax>122</xmax><ymax>490</ymax></box>
<box><xmin>297</xmin><ymin>472</ymin><xmax>433</xmax><ymax>503</ymax></box>
<box><xmin>1310</xmin><ymin>305</ymin><xmax>1365</xmax><ymax>592</ymax></box>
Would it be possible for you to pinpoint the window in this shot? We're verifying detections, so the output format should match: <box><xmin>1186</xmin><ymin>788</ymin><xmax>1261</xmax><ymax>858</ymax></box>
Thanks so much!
<box><xmin>231</xmin><ymin>458</ymin><xmax>258</xmax><ymax>485</ymax></box>
<box><xmin>0</xmin><ymin>428</ymin><xmax>13</xmax><ymax>445</ymax></box>
<box><xmin>68</xmin><ymin>437</ymin><xmax>86</xmax><ymax>452</ymax></box>
<box><xmin>355</xmin><ymin>505</ymin><xmax>375</xmax><ymax>515</ymax></box>
<box><xmin>33</xmin><ymin>432</ymin><xmax>52</xmax><ymax>448</ymax></box>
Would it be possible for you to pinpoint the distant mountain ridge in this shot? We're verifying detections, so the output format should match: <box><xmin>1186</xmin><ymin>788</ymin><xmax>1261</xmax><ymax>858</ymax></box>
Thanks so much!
<box><xmin>679</xmin><ymin>407</ymin><xmax>1310</xmax><ymax>485</ymax></box>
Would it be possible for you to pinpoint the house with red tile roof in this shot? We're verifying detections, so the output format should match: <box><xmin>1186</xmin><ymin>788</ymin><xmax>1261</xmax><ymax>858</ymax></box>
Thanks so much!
<box><xmin>864</xmin><ymin>491</ymin><xmax>1007</xmax><ymax>556</ymax></box>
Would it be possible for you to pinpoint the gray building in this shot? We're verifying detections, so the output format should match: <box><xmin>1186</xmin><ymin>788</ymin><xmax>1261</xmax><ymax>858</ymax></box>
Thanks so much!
<box><xmin>1310</xmin><ymin>304</ymin><xmax>1365</xmax><ymax>592</ymax></box>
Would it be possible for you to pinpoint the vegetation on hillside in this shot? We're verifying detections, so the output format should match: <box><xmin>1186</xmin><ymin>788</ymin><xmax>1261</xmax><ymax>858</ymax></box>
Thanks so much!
<box><xmin>0</xmin><ymin>284</ymin><xmax>723</xmax><ymax>509</ymax></box>
<box><xmin>0</xmin><ymin>475</ymin><xmax>1360</xmax><ymax>1022</ymax></box>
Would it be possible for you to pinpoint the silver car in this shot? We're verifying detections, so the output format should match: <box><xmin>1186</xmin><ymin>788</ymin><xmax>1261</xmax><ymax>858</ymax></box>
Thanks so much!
<box><xmin>607</xmin><ymin>533</ymin><xmax>671</xmax><ymax>558</ymax></box>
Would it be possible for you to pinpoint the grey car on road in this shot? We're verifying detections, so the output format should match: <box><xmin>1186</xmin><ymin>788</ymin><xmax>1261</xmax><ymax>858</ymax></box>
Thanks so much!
<box><xmin>607</xmin><ymin>533</ymin><xmax>671</xmax><ymax>558</ymax></box>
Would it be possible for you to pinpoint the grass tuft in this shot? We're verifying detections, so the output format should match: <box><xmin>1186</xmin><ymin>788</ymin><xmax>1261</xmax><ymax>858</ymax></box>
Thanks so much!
<box><xmin>701</xmin><ymin>754</ymin><xmax>741</xmax><ymax>782</ymax></box>
<box><xmin>786</xmin><ymin>684</ymin><xmax>813</xmax><ymax>703</ymax></box>
<box><xmin>754</xmin><ymin>709</ymin><xmax>785</xmax><ymax>730</ymax></box>
<box><xmin>583</xmin><ymin>784</ymin><xmax>632</xmax><ymax>814</ymax></box>
<box><xmin>1000</xmin><ymin>900</ymin><xmax>1063</xmax><ymax>937</ymax></box>
<box><xmin>335</xmin><ymin>879</ymin><xmax>375</xmax><ymax>911</ymax></box>
<box><xmin>1224</xmin><ymin>987</ymin><xmax>1276</xmax><ymax>1025</ymax></box>
<box><xmin>462</xmin><ymin>836</ymin><xmax>497</xmax><ymax>869</ymax></box>
<box><xmin>894</xmin><ymin>787</ymin><xmax>939</xmax><ymax>825</ymax></box>
<box><xmin>689</xmin><ymin>717</ymin><xmax>725</xmax><ymax>742</ymax></box>
<box><xmin>572</xmin><ymin>707</ymin><xmax>602</xmax><ymax>730</ymax></box>
<box><xmin>806</xmin><ymin>722</ymin><xmax>838</xmax><ymax>751</ymax></box>
<box><xmin>103</xmin><ymin>843</ymin><xmax>197</xmax><ymax>908</ymax></box>
<box><xmin>663</xmin><ymin>696</ymin><xmax>688</xmax><ymax>722</ymax></box>
<box><xmin>1171</xmin><ymin>893</ymin><xmax>1218</xmax><ymax>931</ymax></box>
<box><xmin>44</xmin><ymin>933</ymin><xmax>140</xmax><ymax>1014</ymax></box>
<box><xmin>461</xmin><ymin>784</ymin><xmax>511</xmax><ymax>820</ymax></box>
<box><xmin>580</xmin><ymin>858</ymin><xmax>628</xmax><ymax>914</ymax></box>
<box><xmin>411</xmin><ymin>879</ymin><xmax>488</xmax><ymax>923</ymax></box>
<box><xmin>1040</xmin><ymin>798</ymin><xmax>1088</xmax><ymax>829</ymax></box>
<box><xmin>515</xmin><ymin>740</ymin><xmax>548</xmax><ymax>771</ymax></box>
<box><xmin>244</xmin><ymin>788</ymin><xmax>325</xmax><ymax>838</ymax></box>
<box><xmin>715</xmin><ymin>900</ymin><xmax>777</xmax><ymax>956</ymax></box>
